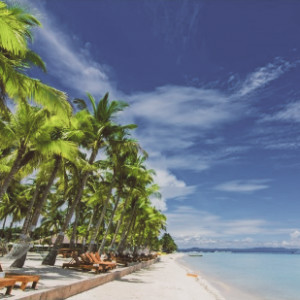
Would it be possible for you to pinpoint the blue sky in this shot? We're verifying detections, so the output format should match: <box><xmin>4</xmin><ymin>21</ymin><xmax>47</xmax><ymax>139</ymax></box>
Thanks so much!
<box><xmin>21</xmin><ymin>0</ymin><xmax>300</xmax><ymax>248</ymax></box>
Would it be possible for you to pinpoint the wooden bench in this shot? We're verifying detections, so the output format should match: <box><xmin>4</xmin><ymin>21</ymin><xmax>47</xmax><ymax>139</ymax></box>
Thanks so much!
<box><xmin>5</xmin><ymin>274</ymin><xmax>40</xmax><ymax>290</ymax></box>
<box><xmin>0</xmin><ymin>278</ymin><xmax>16</xmax><ymax>295</ymax></box>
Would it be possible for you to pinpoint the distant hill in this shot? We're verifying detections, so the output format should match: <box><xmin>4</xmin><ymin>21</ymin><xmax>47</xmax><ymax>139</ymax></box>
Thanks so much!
<box><xmin>179</xmin><ymin>247</ymin><xmax>300</xmax><ymax>254</ymax></box>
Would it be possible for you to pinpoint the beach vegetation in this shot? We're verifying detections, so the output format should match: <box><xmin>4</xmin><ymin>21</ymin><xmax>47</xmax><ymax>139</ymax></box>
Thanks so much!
<box><xmin>0</xmin><ymin>0</ymin><xmax>168</xmax><ymax>268</ymax></box>
<box><xmin>161</xmin><ymin>233</ymin><xmax>178</xmax><ymax>253</ymax></box>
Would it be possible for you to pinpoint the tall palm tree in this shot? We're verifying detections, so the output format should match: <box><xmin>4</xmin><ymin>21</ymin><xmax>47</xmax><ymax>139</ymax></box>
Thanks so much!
<box><xmin>0</xmin><ymin>1</ymin><xmax>70</xmax><ymax>118</ymax></box>
<box><xmin>10</xmin><ymin>117</ymin><xmax>80</xmax><ymax>267</ymax></box>
<box><xmin>42</xmin><ymin>92</ymin><xmax>135</xmax><ymax>265</ymax></box>
<box><xmin>0</xmin><ymin>103</ymin><xmax>77</xmax><ymax>201</ymax></box>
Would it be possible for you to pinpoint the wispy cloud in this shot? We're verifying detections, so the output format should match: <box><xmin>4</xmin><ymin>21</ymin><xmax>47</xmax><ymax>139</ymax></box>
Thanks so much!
<box><xmin>27</xmin><ymin>2</ymin><xmax>117</xmax><ymax>99</ymax></box>
<box><xmin>262</xmin><ymin>101</ymin><xmax>300</xmax><ymax>123</ymax></box>
<box><xmin>167</xmin><ymin>205</ymin><xmax>300</xmax><ymax>248</ymax></box>
<box><xmin>127</xmin><ymin>85</ymin><xmax>236</xmax><ymax>128</ymax></box>
<box><xmin>214</xmin><ymin>179</ymin><xmax>271</xmax><ymax>193</ymax></box>
<box><xmin>166</xmin><ymin>205</ymin><xmax>269</xmax><ymax>247</ymax></box>
<box><xmin>23</xmin><ymin>1</ymin><xmax>296</xmax><ymax>224</ymax></box>
<box><xmin>236</xmin><ymin>59</ymin><xmax>294</xmax><ymax>97</ymax></box>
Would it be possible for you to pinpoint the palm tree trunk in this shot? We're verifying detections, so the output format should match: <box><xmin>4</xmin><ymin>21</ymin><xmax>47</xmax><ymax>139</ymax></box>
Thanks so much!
<box><xmin>11</xmin><ymin>159</ymin><xmax>60</xmax><ymax>268</ymax></box>
<box><xmin>70</xmin><ymin>203</ymin><xmax>81</xmax><ymax>249</ymax></box>
<box><xmin>0</xmin><ymin>144</ymin><xmax>26</xmax><ymax>201</ymax></box>
<box><xmin>98</xmin><ymin>194</ymin><xmax>120</xmax><ymax>253</ymax></box>
<box><xmin>9</xmin><ymin>218</ymin><xmax>14</xmax><ymax>229</ymax></box>
<box><xmin>117</xmin><ymin>205</ymin><xmax>137</xmax><ymax>252</ymax></box>
<box><xmin>21</xmin><ymin>182</ymin><xmax>41</xmax><ymax>236</ymax></box>
<box><xmin>88</xmin><ymin>193</ymin><xmax>112</xmax><ymax>252</ymax></box>
<box><xmin>123</xmin><ymin>212</ymin><xmax>137</xmax><ymax>251</ymax></box>
<box><xmin>82</xmin><ymin>208</ymin><xmax>97</xmax><ymax>251</ymax></box>
<box><xmin>42</xmin><ymin>171</ymin><xmax>89</xmax><ymax>265</ymax></box>
<box><xmin>109</xmin><ymin>194</ymin><xmax>131</xmax><ymax>249</ymax></box>
<box><xmin>10</xmin><ymin>183</ymin><xmax>41</xmax><ymax>268</ymax></box>
<box><xmin>134</xmin><ymin>224</ymin><xmax>145</xmax><ymax>255</ymax></box>
<box><xmin>42</xmin><ymin>142</ymin><xmax>100</xmax><ymax>265</ymax></box>
<box><xmin>2</xmin><ymin>216</ymin><xmax>7</xmax><ymax>232</ymax></box>
<box><xmin>29</xmin><ymin>157</ymin><xmax>61</xmax><ymax>236</ymax></box>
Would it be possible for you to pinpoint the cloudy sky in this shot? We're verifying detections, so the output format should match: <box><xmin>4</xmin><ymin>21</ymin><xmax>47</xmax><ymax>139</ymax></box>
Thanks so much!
<box><xmin>23</xmin><ymin>0</ymin><xmax>300</xmax><ymax>248</ymax></box>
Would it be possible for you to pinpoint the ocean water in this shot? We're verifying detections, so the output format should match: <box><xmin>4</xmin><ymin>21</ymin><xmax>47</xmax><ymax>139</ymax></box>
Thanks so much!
<box><xmin>180</xmin><ymin>252</ymin><xmax>300</xmax><ymax>300</ymax></box>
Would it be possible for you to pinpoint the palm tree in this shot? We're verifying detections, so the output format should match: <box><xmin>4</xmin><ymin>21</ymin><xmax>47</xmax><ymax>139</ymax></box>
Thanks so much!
<box><xmin>42</xmin><ymin>92</ymin><xmax>135</xmax><ymax>265</ymax></box>
<box><xmin>87</xmin><ymin>133</ymin><xmax>139</xmax><ymax>252</ymax></box>
<box><xmin>0</xmin><ymin>1</ymin><xmax>70</xmax><ymax>118</ymax></box>
<box><xmin>0</xmin><ymin>103</ymin><xmax>77</xmax><ymax>202</ymax></box>
<box><xmin>0</xmin><ymin>103</ymin><xmax>49</xmax><ymax>200</ymax></box>
<box><xmin>10</xmin><ymin>116</ymin><xmax>80</xmax><ymax>267</ymax></box>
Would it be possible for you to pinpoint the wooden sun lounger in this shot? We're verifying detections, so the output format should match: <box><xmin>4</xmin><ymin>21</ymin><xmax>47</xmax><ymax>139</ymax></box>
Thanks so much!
<box><xmin>0</xmin><ymin>278</ymin><xmax>16</xmax><ymax>295</ymax></box>
<box><xmin>5</xmin><ymin>273</ymin><xmax>40</xmax><ymax>291</ymax></box>
<box><xmin>94</xmin><ymin>252</ymin><xmax>117</xmax><ymax>269</ymax></box>
<box><xmin>62</xmin><ymin>254</ymin><xmax>105</xmax><ymax>273</ymax></box>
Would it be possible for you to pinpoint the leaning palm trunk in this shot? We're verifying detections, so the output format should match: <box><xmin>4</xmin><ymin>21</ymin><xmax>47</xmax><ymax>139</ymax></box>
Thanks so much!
<box><xmin>82</xmin><ymin>208</ymin><xmax>97</xmax><ymax>251</ymax></box>
<box><xmin>88</xmin><ymin>195</ymin><xmax>111</xmax><ymax>252</ymax></box>
<box><xmin>29</xmin><ymin>157</ymin><xmax>61</xmax><ymax>236</ymax></box>
<box><xmin>117</xmin><ymin>204</ymin><xmax>137</xmax><ymax>252</ymax></box>
<box><xmin>70</xmin><ymin>203</ymin><xmax>81</xmax><ymax>249</ymax></box>
<box><xmin>9</xmin><ymin>183</ymin><xmax>40</xmax><ymax>268</ymax></box>
<box><xmin>109</xmin><ymin>194</ymin><xmax>131</xmax><ymax>249</ymax></box>
<box><xmin>42</xmin><ymin>172</ymin><xmax>88</xmax><ymax>265</ymax></box>
<box><xmin>21</xmin><ymin>182</ymin><xmax>41</xmax><ymax>236</ymax></box>
<box><xmin>0</xmin><ymin>144</ymin><xmax>26</xmax><ymax>201</ymax></box>
<box><xmin>88</xmin><ymin>180</ymin><xmax>115</xmax><ymax>252</ymax></box>
<box><xmin>1</xmin><ymin>216</ymin><xmax>7</xmax><ymax>234</ymax></box>
<box><xmin>11</xmin><ymin>158</ymin><xmax>60</xmax><ymax>268</ymax></box>
<box><xmin>98</xmin><ymin>195</ymin><xmax>121</xmax><ymax>253</ymax></box>
<box><xmin>134</xmin><ymin>225</ymin><xmax>145</xmax><ymax>255</ymax></box>
<box><xmin>122</xmin><ymin>212</ymin><xmax>137</xmax><ymax>252</ymax></box>
<box><xmin>42</xmin><ymin>144</ymin><xmax>99</xmax><ymax>266</ymax></box>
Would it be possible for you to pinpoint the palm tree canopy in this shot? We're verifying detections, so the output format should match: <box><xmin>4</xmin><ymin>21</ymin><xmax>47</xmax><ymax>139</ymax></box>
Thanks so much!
<box><xmin>0</xmin><ymin>1</ymin><xmax>71</xmax><ymax>118</ymax></box>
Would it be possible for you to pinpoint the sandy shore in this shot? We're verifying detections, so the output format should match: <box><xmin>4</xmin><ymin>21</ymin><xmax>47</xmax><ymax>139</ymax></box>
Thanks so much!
<box><xmin>0</xmin><ymin>253</ymin><xmax>226</xmax><ymax>299</ymax></box>
<box><xmin>68</xmin><ymin>254</ymin><xmax>225</xmax><ymax>300</ymax></box>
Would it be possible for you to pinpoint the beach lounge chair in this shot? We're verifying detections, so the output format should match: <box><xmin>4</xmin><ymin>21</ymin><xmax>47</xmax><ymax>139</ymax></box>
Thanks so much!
<box><xmin>5</xmin><ymin>273</ymin><xmax>40</xmax><ymax>290</ymax></box>
<box><xmin>62</xmin><ymin>253</ymin><xmax>105</xmax><ymax>273</ymax></box>
<box><xmin>89</xmin><ymin>252</ymin><xmax>116</xmax><ymax>270</ymax></box>
<box><xmin>0</xmin><ymin>263</ymin><xmax>40</xmax><ymax>291</ymax></box>
<box><xmin>0</xmin><ymin>278</ymin><xmax>16</xmax><ymax>295</ymax></box>
<box><xmin>83</xmin><ymin>253</ymin><xmax>110</xmax><ymax>272</ymax></box>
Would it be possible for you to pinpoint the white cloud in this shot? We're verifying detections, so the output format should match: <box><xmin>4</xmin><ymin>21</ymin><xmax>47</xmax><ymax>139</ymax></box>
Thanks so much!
<box><xmin>127</xmin><ymin>85</ymin><xmax>237</xmax><ymax>129</ymax></box>
<box><xmin>166</xmin><ymin>205</ymin><xmax>270</xmax><ymax>247</ymax></box>
<box><xmin>29</xmin><ymin>2</ymin><xmax>118</xmax><ymax>99</ymax></box>
<box><xmin>290</xmin><ymin>230</ymin><xmax>300</xmax><ymax>240</ymax></box>
<box><xmin>236</xmin><ymin>59</ymin><xmax>294</xmax><ymax>97</ymax></box>
<box><xmin>215</xmin><ymin>179</ymin><xmax>270</xmax><ymax>193</ymax></box>
<box><xmin>150</xmin><ymin>196</ymin><xmax>167</xmax><ymax>212</ymax></box>
<box><xmin>153</xmin><ymin>169</ymin><xmax>196</xmax><ymax>200</ymax></box>
<box><xmin>166</xmin><ymin>206</ymin><xmax>300</xmax><ymax>248</ymax></box>
<box><xmin>23</xmin><ymin>1</ymin><xmax>295</xmax><ymax>221</ymax></box>
<box><xmin>263</xmin><ymin>101</ymin><xmax>300</xmax><ymax>123</ymax></box>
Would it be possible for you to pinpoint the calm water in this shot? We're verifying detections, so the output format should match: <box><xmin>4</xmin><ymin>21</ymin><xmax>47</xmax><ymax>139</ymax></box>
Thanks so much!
<box><xmin>180</xmin><ymin>252</ymin><xmax>300</xmax><ymax>300</ymax></box>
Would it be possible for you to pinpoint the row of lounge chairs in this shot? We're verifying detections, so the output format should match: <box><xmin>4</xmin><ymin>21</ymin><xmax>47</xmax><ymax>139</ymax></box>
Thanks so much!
<box><xmin>62</xmin><ymin>252</ymin><xmax>117</xmax><ymax>273</ymax></box>
<box><xmin>0</xmin><ymin>264</ymin><xmax>40</xmax><ymax>295</ymax></box>
<box><xmin>113</xmin><ymin>253</ymin><xmax>158</xmax><ymax>266</ymax></box>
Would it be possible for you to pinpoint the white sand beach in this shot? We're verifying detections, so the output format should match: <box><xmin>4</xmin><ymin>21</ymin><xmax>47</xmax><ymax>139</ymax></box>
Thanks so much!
<box><xmin>68</xmin><ymin>254</ymin><xmax>225</xmax><ymax>300</ymax></box>
<box><xmin>0</xmin><ymin>253</ymin><xmax>226</xmax><ymax>300</ymax></box>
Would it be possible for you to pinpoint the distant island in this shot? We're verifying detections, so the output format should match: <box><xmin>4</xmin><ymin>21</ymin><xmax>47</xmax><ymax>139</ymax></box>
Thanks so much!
<box><xmin>179</xmin><ymin>247</ymin><xmax>300</xmax><ymax>254</ymax></box>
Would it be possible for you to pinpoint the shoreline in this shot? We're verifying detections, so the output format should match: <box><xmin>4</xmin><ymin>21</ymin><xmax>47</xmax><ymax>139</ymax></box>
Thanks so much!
<box><xmin>1</xmin><ymin>252</ymin><xmax>263</xmax><ymax>300</ymax></box>
<box><xmin>173</xmin><ymin>253</ymin><xmax>226</xmax><ymax>300</ymax></box>
<box><xmin>68</xmin><ymin>253</ymin><xmax>222</xmax><ymax>300</ymax></box>
<box><xmin>176</xmin><ymin>253</ymin><xmax>263</xmax><ymax>300</ymax></box>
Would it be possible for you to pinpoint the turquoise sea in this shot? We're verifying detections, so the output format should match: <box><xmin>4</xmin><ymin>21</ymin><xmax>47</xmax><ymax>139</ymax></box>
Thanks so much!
<box><xmin>180</xmin><ymin>252</ymin><xmax>300</xmax><ymax>300</ymax></box>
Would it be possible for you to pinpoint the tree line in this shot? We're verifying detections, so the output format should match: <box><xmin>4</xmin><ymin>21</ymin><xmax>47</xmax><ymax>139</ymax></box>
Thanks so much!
<box><xmin>0</xmin><ymin>1</ymin><xmax>171</xmax><ymax>267</ymax></box>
